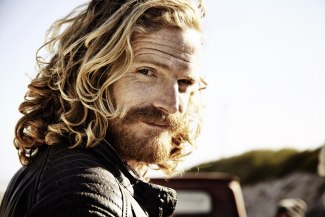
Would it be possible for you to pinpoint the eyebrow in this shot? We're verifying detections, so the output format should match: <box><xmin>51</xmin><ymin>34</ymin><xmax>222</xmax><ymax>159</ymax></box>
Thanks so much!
<box><xmin>134</xmin><ymin>53</ymin><xmax>194</xmax><ymax>74</ymax></box>
<box><xmin>133</xmin><ymin>53</ymin><xmax>202</xmax><ymax>84</ymax></box>
<box><xmin>134</xmin><ymin>54</ymin><xmax>172</xmax><ymax>70</ymax></box>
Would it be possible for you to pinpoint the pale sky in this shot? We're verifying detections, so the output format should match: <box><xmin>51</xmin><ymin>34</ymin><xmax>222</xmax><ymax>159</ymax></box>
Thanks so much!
<box><xmin>1</xmin><ymin>0</ymin><xmax>325</xmax><ymax>186</ymax></box>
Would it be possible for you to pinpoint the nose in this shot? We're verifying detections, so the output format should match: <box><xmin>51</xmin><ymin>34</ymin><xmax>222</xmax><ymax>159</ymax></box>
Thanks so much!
<box><xmin>153</xmin><ymin>82</ymin><xmax>182</xmax><ymax>114</ymax></box>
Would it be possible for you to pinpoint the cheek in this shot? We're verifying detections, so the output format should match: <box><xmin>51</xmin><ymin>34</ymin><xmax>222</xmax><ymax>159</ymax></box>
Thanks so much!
<box><xmin>179</xmin><ymin>92</ymin><xmax>192</xmax><ymax>113</ymax></box>
<box><xmin>113</xmin><ymin>81</ymin><xmax>155</xmax><ymax>108</ymax></box>
<box><xmin>184</xmin><ymin>92</ymin><xmax>201</xmax><ymax>118</ymax></box>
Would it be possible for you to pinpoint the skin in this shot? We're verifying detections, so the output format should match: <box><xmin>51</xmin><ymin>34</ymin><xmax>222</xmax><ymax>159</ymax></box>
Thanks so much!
<box><xmin>111</xmin><ymin>27</ymin><xmax>202</xmax><ymax>168</ymax></box>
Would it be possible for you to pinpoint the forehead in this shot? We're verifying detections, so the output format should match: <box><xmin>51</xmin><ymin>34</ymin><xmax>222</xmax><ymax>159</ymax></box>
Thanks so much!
<box><xmin>131</xmin><ymin>28</ymin><xmax>202</xmax><ymax>65</ymax></box>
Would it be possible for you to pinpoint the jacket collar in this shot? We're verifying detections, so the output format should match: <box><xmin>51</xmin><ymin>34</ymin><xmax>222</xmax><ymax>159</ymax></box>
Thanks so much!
<box><xmin>100</xmin><ymin>141</ymin><xmax>177</xmax><ymax>217</ymax></box>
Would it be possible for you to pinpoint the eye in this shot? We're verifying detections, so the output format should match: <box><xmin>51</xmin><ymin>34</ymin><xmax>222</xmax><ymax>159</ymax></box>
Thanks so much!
<box><xmin>178</xmin><ymin>79</ymin><xmax>195</xmax><ymax>93</ymax></box>
<box><xmin>137</xmin><ymin>68</ymin><xmax>155</xmax><ymax>76</ymax></box>
<box><xmin>178</xmin><ymin>79</ymin><xmax>194</xmax><ymax>86</ymax></box>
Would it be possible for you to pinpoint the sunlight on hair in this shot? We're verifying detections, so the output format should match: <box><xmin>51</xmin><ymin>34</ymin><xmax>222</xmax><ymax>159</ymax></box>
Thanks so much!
<box><xmin>15</xmin><ymin>0</ymin><xmax>205</xmax><ymax>176</ymax></box>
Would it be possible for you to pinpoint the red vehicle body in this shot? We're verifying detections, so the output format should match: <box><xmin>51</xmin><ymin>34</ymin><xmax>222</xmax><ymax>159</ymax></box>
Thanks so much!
<box><xmin>151</xmin><ymin>172</ymin><xmax>247</xmax><ymax>217</ymax></box>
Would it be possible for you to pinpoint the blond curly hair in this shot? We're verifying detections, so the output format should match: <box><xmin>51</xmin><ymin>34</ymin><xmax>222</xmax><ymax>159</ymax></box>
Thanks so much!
<box><xmin>15</xmin><ymin>0</ymin><xmax>205</xmax><ymax>172</ymax></box>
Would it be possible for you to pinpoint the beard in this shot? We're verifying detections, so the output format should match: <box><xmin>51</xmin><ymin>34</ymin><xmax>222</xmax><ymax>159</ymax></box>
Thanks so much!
<box><xmin>106</xmin><ymin>105</ymin><xmax>196</xmax><ymax>166</ymax></box>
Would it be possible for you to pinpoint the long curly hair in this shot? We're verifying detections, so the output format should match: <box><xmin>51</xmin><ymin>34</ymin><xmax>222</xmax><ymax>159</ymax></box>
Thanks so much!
<box><xmin>15</xmin><ymin>0</ymin><xmax>205</xmax><ymax>169</ymax></box>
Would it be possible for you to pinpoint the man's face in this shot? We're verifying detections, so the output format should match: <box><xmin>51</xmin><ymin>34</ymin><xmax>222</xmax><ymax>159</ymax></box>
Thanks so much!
<box><xmin>108</xmin><ymin>28</ymin><xmax>202</xmax><ymax>165</ymax></box>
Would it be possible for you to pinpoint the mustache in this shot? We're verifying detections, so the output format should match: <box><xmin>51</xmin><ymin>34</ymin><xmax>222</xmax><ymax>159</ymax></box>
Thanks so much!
<box><xmin>120</xmin><ymin>106</ymin><xmax>184</xmax><ymax>130</ymax></box>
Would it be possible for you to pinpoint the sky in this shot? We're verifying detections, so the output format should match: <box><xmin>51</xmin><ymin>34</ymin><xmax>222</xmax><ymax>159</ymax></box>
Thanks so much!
<box><xmin>0</xmin><ymin>0</ymin><xmax>325</xmax><ymax>186</ymax></box>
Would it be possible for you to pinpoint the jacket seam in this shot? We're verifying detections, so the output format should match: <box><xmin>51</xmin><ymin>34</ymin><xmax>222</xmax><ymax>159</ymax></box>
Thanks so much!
<box><xmin>32</xmin><ymin>147</ymin><xmax>50</xmax><ymax>205</ymax></box>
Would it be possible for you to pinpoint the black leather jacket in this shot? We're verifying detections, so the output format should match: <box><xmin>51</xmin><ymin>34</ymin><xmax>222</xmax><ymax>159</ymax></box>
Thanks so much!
<box><xmin>0</xmin><ymin>143</ymin><xmax>177</xmax><ymax>217</ymax></box>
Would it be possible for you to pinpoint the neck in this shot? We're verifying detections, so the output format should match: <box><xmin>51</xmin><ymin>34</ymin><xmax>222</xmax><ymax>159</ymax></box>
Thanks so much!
<box><xmin>103</xmin><ymin>139</ymin><xmax>150</xmax><ymax>181</ymax></box>
<box><xmin>127</xmin><ymin>160</ymin><xmax>149</xmax><ymax>181</ymax></box>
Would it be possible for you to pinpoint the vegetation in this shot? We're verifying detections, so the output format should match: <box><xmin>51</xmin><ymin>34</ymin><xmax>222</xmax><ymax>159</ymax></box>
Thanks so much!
<box><xmin>188</xmin><ymin>148</ymin><xmax>320</xmax><ymax>185</ymax></box>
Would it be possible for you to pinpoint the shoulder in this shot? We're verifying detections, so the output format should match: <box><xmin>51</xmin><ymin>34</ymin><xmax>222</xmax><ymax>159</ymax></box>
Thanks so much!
<box><xmin>29</xmin><ymin>145</ymin><xmax>124</xmax><ymax>217</ymax></box>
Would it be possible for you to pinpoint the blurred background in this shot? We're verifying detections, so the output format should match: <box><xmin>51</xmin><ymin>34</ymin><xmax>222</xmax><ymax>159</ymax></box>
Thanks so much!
<box><xmin>0</xmin><ymin>0</ymin><xmax>325</xmax><ymax>216</ymax></box>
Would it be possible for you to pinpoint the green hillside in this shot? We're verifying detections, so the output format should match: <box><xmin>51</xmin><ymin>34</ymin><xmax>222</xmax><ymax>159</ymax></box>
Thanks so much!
<box><xmin>188</xmin><ymin>148</ymin><xmax>320</xmax><ymax>185</ymax></box>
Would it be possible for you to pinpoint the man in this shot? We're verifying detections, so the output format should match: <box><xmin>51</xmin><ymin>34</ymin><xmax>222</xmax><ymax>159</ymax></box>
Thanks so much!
<box><xmin>0</xmin><ymin>0</ymin><xmax>206</xmax><ymax>216</ymax></box>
